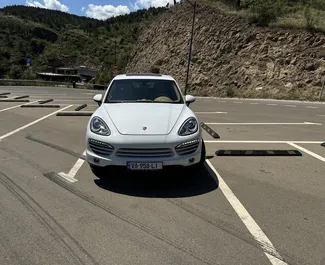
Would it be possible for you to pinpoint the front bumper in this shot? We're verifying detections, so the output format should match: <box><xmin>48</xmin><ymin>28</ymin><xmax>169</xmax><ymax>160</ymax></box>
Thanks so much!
<box><xmin>85</xmin><ymin>134</ymin><xmax>202</xmax><ymax>169</ymax></box>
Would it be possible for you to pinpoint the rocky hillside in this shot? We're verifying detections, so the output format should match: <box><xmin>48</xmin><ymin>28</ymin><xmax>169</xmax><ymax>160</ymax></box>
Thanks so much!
<box><xmin>126</xmin><ymin>3</ymin><xmax>325</xmax><ymax>100</ymax></box>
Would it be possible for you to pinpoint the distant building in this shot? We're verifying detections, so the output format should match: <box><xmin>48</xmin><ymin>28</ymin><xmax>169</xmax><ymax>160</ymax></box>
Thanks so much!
<box><xmin>37</xmin><ymin>66</ymin><xmax>98</xmax><ymax>83</ymax></box>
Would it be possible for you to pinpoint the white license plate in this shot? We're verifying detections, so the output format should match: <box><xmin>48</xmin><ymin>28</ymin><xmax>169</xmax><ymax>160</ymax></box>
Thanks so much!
<box><xmin>127</xmin><ymin>162</ymin><xmax>163</xmax><ymax>171</ymax></box>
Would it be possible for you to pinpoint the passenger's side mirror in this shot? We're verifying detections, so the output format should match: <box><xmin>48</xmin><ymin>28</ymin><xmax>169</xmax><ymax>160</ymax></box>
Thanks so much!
<box><xmin>185</xmin><ymin>95</ymin><xmax>196</xmax><ymax>106</ymax></box>
<box><xmin>93</xmin><ymin>94</ymin><xmax>103</xmax><ymax>106</ymax></box>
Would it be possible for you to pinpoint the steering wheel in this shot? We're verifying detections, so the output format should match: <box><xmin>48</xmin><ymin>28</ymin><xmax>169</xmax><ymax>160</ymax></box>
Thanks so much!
<box><xmin>154</xmin><ymin>95</ymin><xmax>173</xmax><ymax>102</ymax></box>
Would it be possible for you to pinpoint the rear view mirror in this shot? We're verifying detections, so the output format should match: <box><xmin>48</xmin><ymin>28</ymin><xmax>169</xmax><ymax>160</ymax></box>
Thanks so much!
<box><xmin>93</xmin><ymin>94</ymin><xmax>102</xmax><ymax>106</ymax></box>
<box><xmin>185</xmin><ymin>95</ymin><xmax>196</xmax><ymax>106</ymax></box>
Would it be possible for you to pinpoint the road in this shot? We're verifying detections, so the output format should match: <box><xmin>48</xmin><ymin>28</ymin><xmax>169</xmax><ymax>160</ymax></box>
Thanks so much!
<box><xmin>0</xmin><ymin>85</ymin><xmax>325</xmax><ymax>265</ymax></box>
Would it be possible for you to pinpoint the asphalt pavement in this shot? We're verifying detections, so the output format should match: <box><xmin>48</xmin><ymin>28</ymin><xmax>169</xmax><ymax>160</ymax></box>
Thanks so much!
<box><xmin>0</xmin><ymin>85</ymin><xmax>325</xmax><ymax>265</ymax></box>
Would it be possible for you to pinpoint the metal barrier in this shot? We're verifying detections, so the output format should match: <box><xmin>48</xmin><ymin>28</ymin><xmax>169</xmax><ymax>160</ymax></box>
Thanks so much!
<box><xmin>0</xmin><ymin>79</ymin><xmax>107</xmax><ymax>90</ymax></box>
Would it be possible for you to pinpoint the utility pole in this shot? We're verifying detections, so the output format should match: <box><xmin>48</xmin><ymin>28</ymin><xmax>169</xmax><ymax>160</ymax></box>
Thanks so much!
<box><xmin>184</xmin><ymin>0</ymin><xmax>196</xmax><ymax>96</ymax></box>
<box><xmin>115</xmin><ymin>39</ymin><xmax>117</xmax><ymax>65</ymax></box>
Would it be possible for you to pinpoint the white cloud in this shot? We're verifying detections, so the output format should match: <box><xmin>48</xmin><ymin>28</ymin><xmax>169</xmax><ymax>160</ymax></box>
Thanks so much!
<box><xmin>85</xmin><ymin>4</ymin><xmax>130</xmax><ymax>20</ymax></box>
<box><xmin>26</xmin><ymin>0</ymin><xmax>69</xmax><ymax>12</ymax></box>
<box><xmin>135</xmin><ymin>0</ymin><xmax>179</xmax><ymax>9</ymax></box>
<box><xmin>81</xmin><ymin>6</ymin><xmax>85</xmax><ymax>12</ymax></box>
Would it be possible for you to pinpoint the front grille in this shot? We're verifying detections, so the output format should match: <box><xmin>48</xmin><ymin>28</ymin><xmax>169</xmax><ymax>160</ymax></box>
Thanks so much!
<box><xmin>175</xmin><ymin>139</ymin><xmax>200</xmax><ymax>156</ymax></box>
<box><xmin>116</xmin><ymin>148</ymin><xmax>173</xmax><ymax>158</ymax></box>
<box><xmin>89</xmin><ymin>139</ymin><xmax>114</xmax><ymax>156</ymax></box>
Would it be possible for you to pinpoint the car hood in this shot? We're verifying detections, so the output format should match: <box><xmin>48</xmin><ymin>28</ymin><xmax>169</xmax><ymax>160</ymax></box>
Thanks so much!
<box><xmin>103</xmin><ymin>103</ymin><xmax>184</xmax><ymax>135</ymax></box>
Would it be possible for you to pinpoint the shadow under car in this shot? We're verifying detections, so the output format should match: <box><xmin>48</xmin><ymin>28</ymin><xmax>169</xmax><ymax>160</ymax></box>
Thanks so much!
<box><xmin>93</xmin><ymin>164</ymin><xmax>219</xmax><ymax>198</ymax></box>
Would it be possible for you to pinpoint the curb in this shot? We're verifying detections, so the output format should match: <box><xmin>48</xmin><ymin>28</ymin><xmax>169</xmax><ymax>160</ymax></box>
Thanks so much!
<box><xmin>215</xmin><ymin>150</ymin><xmax>302</xmax><ymax>156</ymax></box>
<box><xmin>200</xmin><ymin>122</ymin><xmax>220</xmax><ymax>139</ymax></box>
<box><xmin>57</xmin><ymin>112</ymin><xmax>92</xmax><ymax>116</ymax></box>
<box><xmin>14</xmin><ymin>95</ymin><xmax>29</xmax><ymax>99</ymax></box>
<box><xmin>21</xmin><ymin>105</ymin><xmax>60</xmax><ymax>108</ymax></box>
<box><xmin>75</xmin><ymin>104</ymin><xmax>87</xmax><ymax>111</ymax></box>
<box><xmin>0</xmin><ymin>99</ymin><xmax>29</xmax><ymax>102</ymax></box>
<box><xmin>39</xmin><ymin>99</ymin><xmax>54</xmax><ymax>104</ymax></box>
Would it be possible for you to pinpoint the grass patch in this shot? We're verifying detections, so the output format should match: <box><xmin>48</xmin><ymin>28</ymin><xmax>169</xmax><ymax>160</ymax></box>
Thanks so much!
<box><xmin>198</xmin><ymin>0</ymin><xmax>325</xmax><ymax>33</ymax></box>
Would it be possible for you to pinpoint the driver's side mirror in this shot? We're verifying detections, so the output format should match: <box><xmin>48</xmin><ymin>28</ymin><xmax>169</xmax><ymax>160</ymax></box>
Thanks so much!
<box><xmin>185</xmin><ymin>95</ymin><xmax>196</xmax><ymax>106</ymax></box>
<box><xmin>93</xmin><ymin>94</ymin><xmax>103</xmax><ymax>106</ymax></box>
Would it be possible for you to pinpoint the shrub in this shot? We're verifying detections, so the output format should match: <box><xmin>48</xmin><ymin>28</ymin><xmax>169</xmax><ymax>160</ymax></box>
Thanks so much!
<box><xmin>248</xmin><ymin>0</ymin><xmax>287</xmax><ymax>26</ymax></box>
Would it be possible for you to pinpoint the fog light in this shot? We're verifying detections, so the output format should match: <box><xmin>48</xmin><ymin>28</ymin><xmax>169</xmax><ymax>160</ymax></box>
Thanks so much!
<box><xmin>189</xmin><ymin>158</ymin><xmax>195</xmax><ymax>163</ymax></box>
<box><xmin>94</xmin><ymin>158</ymin><xmax>99</xmax><ymax>163</ymax></box>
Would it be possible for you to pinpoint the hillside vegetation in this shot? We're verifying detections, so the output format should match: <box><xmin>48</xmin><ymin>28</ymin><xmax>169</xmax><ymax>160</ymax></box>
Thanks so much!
<box><xmin>0</xmin><ymin>5</ymin><xmax>167</xmax><ymax>83</ymax></box>
<box><xmin>205</xmin><ymin>0</ymin><xmax>325</xmax><ymax>31</ymax></box>
<box><xmin>126</xmin><ymin>1</ymin><xmax>325</xmax><ymax>101</ymax></box>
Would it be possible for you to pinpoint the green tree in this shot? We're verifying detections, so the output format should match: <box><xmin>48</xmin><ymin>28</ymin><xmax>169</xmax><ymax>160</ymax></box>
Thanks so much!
<box><xmin>9</xmin><ymin>65</ymin><xmax>23</xmax><ymax>79</ymax></box>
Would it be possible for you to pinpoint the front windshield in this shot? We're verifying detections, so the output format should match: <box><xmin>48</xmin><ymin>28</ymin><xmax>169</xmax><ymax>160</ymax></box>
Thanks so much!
<box><xmin>104</xmin><ymin>79</ymin><xmax>184</xmax><ymax>104</ymax></box>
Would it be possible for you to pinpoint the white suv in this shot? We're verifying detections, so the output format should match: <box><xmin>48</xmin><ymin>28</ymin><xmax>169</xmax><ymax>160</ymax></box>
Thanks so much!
<box><xmin>85</xmin><ymin>73</ymin><xmax>205</xmax><ymax>175</ymax></box>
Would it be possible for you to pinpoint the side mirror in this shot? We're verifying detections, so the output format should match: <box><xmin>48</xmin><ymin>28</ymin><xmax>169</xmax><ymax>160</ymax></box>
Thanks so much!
<box><xmin>185</xmin><ymin>95</ymin><xmax>196</xmax><ymax>106</ymax></box>
<box><xmin>93</xmin><ymin>94</ymin><xmax>103</xmax><ymax>106</ymax></box>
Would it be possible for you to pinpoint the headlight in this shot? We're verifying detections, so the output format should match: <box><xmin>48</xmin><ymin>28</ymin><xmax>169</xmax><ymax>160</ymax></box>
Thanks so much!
<box><xmin>90</xmin><ymin>117</ymin><xmax>110</xmax><ymax>136</ymax></box>
<box><xmin>178</xmin><ymin>117</ymin><xmax>198</xmax><ymax>136</ymax></box>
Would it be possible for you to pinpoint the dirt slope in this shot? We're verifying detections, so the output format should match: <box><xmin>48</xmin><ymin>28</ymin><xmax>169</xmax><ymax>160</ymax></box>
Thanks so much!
<box><xmin>126</xmin><ymin>4</ymin><xmax>325</xmax><ymax>100</ymax></box>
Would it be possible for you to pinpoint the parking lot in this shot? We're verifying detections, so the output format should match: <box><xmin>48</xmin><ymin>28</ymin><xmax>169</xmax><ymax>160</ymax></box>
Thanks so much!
<box><xmin>1</xmin><ymin>85</ymin><xmax>325</xmax><ymax>265</ymax></box>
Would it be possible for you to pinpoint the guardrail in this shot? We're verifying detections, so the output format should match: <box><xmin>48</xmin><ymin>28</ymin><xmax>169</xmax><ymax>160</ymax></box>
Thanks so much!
<box><xmin>0</xmin><ymin>79</ymin><xmax>108</xmax><ymax>90</ymax></box>
<box><xmin>0</xmin><ymin>79</ymin><xmax>69</xmax><ymax>87</ymax></box>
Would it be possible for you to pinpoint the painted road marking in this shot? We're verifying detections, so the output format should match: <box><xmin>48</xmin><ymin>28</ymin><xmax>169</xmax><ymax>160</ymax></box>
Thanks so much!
<box><xmin>287</xmin><ymin>143</ymin><xmax>325</xmax><ymax>163</ymax></box>
<box><xmin>306</xmin><ymin>106</ymin><xmax>318</xmax><ymax>109</ymax></box>
<box><xmin>205</xmin><ymin>122</ymin><xmax>321</xmax><ymax>125</ymax></box>
<box><xmin>0</xmin><ymin>105</ymin><xmax>72</xmax><ymax>141</ymax></box>
<box><xmin>205</xmin><ymin>140</ymin><xmax>324</xmax><ymax>144</ymax></box>
<box><xmin>195</xmin><ymin>111</ymin><xmax>228</xmax><ymax>114</ymax></box>
<box><xmin>0</xmin><ymin>100</ymin><xmax>39</xmax><ymax>113</ymax></box>
<box><xmin>267</xmin><ymin>104</ymin><xmax>278</xmax><ymax>106</ymax></box>
<box><xmin>318</xmin><ymin>115</ymin><xmax>325</xmax><ymax>117</ymax></box>
<box><xmin>285</xmin><ymin>105</ymin><xmax>296</xmax><ymax>107</ymax></box>
<box><xmin>206</xmin><ymin>160</ymin><xmax>287</xmax><ymax>265</ymax></box>
<box><xmin>234</xmin><ymin>102</ymin><xmax>242</xmax><ymax>104</ymax></box>
<box><xmin>58</xmin><ymin>151</ymin><xmax>86</xmax><ymax>182</ymax></box>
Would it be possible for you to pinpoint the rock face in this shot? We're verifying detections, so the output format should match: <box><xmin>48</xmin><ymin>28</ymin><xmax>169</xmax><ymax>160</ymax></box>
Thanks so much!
<box><xmin>126</xmin><ymin>4</ymin><xmax>325</xmax><ymax>100</ymax></box>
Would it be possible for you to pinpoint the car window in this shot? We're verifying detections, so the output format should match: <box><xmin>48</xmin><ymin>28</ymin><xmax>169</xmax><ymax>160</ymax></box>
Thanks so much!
<box><xmin>104</xmin><ymin>79</ymin><xmax>184</xmax><ymax>104</ymax></box>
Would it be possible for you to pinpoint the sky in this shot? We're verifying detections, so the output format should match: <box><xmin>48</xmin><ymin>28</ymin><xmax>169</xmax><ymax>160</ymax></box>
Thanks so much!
<box><xmin>0</xmin><ymin>0</ymin><xmax>178</xmax><ymax>20</ymax></box>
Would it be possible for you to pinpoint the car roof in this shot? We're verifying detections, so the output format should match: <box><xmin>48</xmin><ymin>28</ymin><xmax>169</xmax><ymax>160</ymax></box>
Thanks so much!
<box><xmin>113</xmin><ymin>73</ymin><xmax>175</xmax><ymax>81</ymax></box>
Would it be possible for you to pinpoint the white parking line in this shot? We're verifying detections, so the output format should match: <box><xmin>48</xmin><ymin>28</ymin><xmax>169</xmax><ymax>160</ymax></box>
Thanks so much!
<box><xmin>205</xmin><ymin>140</ymin><xmax>324</xmax><ymax>144</ymax></box>
<box><xmin>287</xmin><ymin>143</ymin><xmax>325</xmax><ymax>163</ymax></box>
<box><xmin>318</xmin><ymin>115</ymin><xmax>325</xmax><ymax>117</ymax></box>
<box><xmin>0</xmin><ymin>100</ymin><xmax>39</xmax><ymax>113</ymax></box>
<box><xmin>58</xmin><ymin>151</ymin><xmax>86</xmax><ymax>182</ymax></box>
<box><xmin>195</xmin><ymin>112</ymin><xmax>228</xmax><ymax>114</ymax></box>
<box><xmin>0</xmin><ymin>105</ymin><xmax>72</xmax><ymax>141</ymax></box>
<box><xmin>306</xmin><ymin>106</ymin><xmax>318</xmax><ymax>109</ymax></box>
<box><xmin>206</xmin><ymin>160</ymin><xmax>287</xmax><ymax>265</ymax></box>
<box><xmin>285</xmin><ymin>105</ymin><xmax>296</xmax><ymax>107</ymax></box>
<box><xmin>267</xmin><ymin>104</ymin><xmax>278</xmax><ymax>106</ymax></box>
<box><xmin>205</xmin><ymin>122</ymin><xmax>321</xmax><ymax>125</ymax></box>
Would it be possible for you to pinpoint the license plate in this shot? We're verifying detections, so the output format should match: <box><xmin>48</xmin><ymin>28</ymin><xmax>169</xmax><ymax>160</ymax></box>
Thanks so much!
<box><xmin>127</xmin><ymin>162</ymin><xmax>163</xmax><ymax>171</ymax></box>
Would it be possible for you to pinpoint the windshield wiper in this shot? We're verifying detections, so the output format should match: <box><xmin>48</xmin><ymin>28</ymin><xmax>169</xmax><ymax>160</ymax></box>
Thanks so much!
<box><xmin>107</xmin><ymin>100</ymin><xmax>123</xmax><ymax>103</ymax></box>
<box><xmin>136</xmin><ymin>99</ymin><xmax>153</xmax><ymax>102</ymax></box>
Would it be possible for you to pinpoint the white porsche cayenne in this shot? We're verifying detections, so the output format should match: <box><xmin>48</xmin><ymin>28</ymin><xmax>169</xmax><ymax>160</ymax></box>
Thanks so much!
<box><xmin>85</xmin><ymin>73</ymin><xmax>206</xmax><ymax>175</ymax></box>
